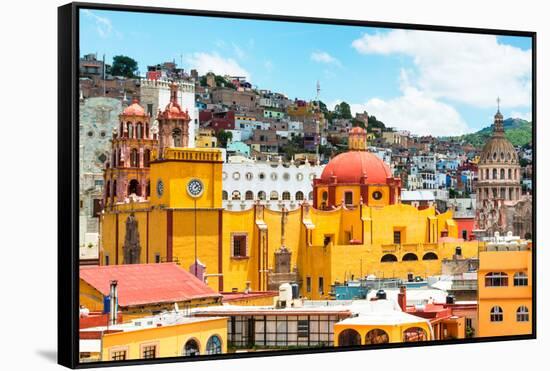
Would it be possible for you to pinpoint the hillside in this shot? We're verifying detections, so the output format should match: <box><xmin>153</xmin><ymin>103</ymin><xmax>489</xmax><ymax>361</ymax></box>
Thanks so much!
<box><xmin>454</xmin><ymin>118</ymin><xmax>532</xmax><ymax>147</ymax></box>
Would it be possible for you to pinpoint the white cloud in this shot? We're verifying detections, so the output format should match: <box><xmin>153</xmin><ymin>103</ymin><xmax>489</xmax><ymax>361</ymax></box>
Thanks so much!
<box><xmin>311</xmin><ymin>51</ymin><xmax>341</xmax><ymax>66</ymax></box>
<box><xmin>331</xmin><ymin>69</ymin><xmax>469</xmax><ymax>136</ymax></box>
<box><xmin>510</xmin><ymin>111</ymin><xmax>532</xmax><ymax>121</ymax></box>
<box><xmin>351</xmin><ymin>91</ymin><xmax>468</xmax><ymax>136</ymax></box>
<box><xmin>352</xmin><ymin>30</ymin><xmax>532</xmax><ymax>109</ymax></box>
<box><xmin>264</xmin><ymin>60</ymin><xmax>274</xmax><ymax>73</ymax></box>
<box><xmin>185</xmin><ymin>52</ymin><xmax>251</xmax><ymax>81</ymax></box>
<box><xmin>82</xmin><ymin>9</ymin><xmax>114</xmax><ymax>39</ymax></box>
<box><xmin>232</xmin><ymin>43</ymin><xmax>246</xmax><ymax>59</ymax></box>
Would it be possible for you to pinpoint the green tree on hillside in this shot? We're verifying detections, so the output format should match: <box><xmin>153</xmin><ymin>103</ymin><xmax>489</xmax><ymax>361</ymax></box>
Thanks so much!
<box><xmin>110</xmin><ymin>55</ymin><xmax>138</xmax><ymax>78</ymax></box>
<box><xmin>216</xmin><ymin>129</ymin><xmax>233</xmax><ymax>148</ymax></box>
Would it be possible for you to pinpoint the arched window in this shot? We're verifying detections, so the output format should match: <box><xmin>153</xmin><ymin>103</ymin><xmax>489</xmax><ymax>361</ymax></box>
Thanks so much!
<box><xmin>282</xmin><ymin>191</ymin><xmax>291</xmax><ymax>200</ymax></box>
<box><xmin>513</xmin><ymin>272</ymin><xmax>528</xmax><ymax>286</ymax></box>
<box><xmin>492</xmin><ymin>168</ymin><xmax>497</xmax><ymax>179</ymax></box>
<box><xmin>172</xmin><ymin>128</ymin><xmax>182</xmax><ymax>147</ymax></box>
<box><xmin>381</xmin><ymin>254</ymin><xmax>398</xmax><ymax>263</ymax></box>
<box><xmin>258</xmin><ymin>191</ymin><xmax>266</xmax><ymax>200</ymax></box>
<box><xmin>508</xmin><ymin>168</ymin><xmax>512</xmax><ymax>179</ymax></box>
<box><xmin>130</xmin><ymin>148</ymin><xmax>139</xmax><ymax>168</ymax></box>
<box><xmin>222</xmin><ymin>191</ymin><xmax>228</xmax><ymax>200</ymax></box>
<box><xmin>422</xmin><ymin>252</ymin><xmax>438</xmax><ymax>260</ymax></box>
<box><xmin>338</xmin><ymin>329</ymin><xmax>361</xmax><ymax>347</ymax></box>
<box><xmin>485</xmin><ymin>272</ymin><xmax>508</xmax><ymax>287</ymax></box>
<box><xmin>245</xmin><ymin>191</ymin><xmax>254</xmax><ymax>200</ymax></box>
<box><xmin>485</xmin><ymin>169</ymin><xmax>489</xmax><ymax>179</ymax></box>
<box><xmin>490</xmin><ymin>306</ymin><xmax>503</xmax><ymax>322</ymax></box>
<box><xmin>270</xmin><ymin>191</ymin><xmax>279</xmax><ymax>200</ymax></box>
<box><xmin>183</xmin><ymin>339</ymin><xmax>200</xmax><ymax>357</ymax></box>
<box><xmin>127</xmin><ymin>122</ymin><xmax>133</xmax><ymax>138</ymax></box>
<box><xmin>516</xmin><ymin>306</ymin><xmax>529</xmax><ymax>322</ymax></box>
<box><xmin>308</xmin><ymin>191</ymin><xmax>313</xmax><ymax>200</ymax></box>
<box><xmin>402</xmin><ymin>253</ymin><xmax>418</xmax><ymax>261</ymax></box>
<box><xmin>145</xmin><ymin>123</ymin><xmax>149</xmax><ymax>138</ymax></box>
<box><xmin>500</xmin><ymin>168</ymin><xmax>505</xmax><ymax>179</ymax></box>
<box><xmin>365</xmin><ymin>329</ymin><xmax>389</xmax><ymax>344</ymax></box>
<box><xmin>295</xmin><ymin>191</ymin><xmax>304</xmax><ymax>201</ymax></box>
<box><xmin>128</xmin><ymin>179</ymin><xmax>140</xmax><ymax>196</ymax></box>
<box><xmin>231</xmin><ymin>190</ymin><xmax>241</xmax><ymax>200</ymax></box>
<box><xmin>205</xmin><ymin>335</ymin><xmax>222</xmax><ymax>355</ymax></box>
<box><xmin>322</xmin><ymin>191</ymin><xmax>328</xmax><ymax>201</ymax></box>
<box><xmin>136</xmin><ymin>122</ymin><xmax>143</xmax><ymax>139</ymax></box>
<box><xmin>143</xmin><ymin>149</ymin><xmax>151</xmax><ymax>168</ymax></box>
<box><xmin>403</xmin><ymin>327</ymin><xmax>428</xmax><ymax>342</ymax></box>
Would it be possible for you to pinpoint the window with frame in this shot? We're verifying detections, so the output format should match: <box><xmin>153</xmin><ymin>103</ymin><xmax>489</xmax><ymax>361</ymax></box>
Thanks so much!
<box><xmin>393</xmin><ymin>230</ymin><xmax>402</xmax><ymax>244</ymax></box>
<box><xmin>306</xmin><ymin>277</ymin><xmax>311</xmax><ymax>293</ymax></box>
<box><xmin>490</xmin><ymin>306</ymin><xmax>503</xmax><ymax>322</ymax></box>
<box><xmin>142</xmin><ymin>345</ymin><xmax>156</xmax><ymax>359</ymax></box>
<box><xmin>105</xmin><ymin>255</ymin><xmax>110</xmax><ymax>266</ymax></box>
<box><xmin>206</xmin><ymin>335</ymin><xmax>222</xmax><ymax>355</ymax></box>
<box><xmin>513</xmin><ymin>272</ymin><xmax>528</xmax><ymax>286</ymax></box>
<box><xmin>485</xmin><ymin>272</ymin><xmax>509</xmax><ymax>287</ymax></box>
<box><xmin>297</xmin><ymin>320</ymin><xmax>309</xmax><ymax>338</ymax></box>
<box><xmin>344</xmin><ymin>191</ymin><xmax>353</xmax><ymax>205</ymax></box>
<box><xmin>111</xmin><ymin>350</ymin><xmax>127</xmax><ymax>361</ymax></box>
<box><xmin>516</xmin><ymin>306</ymin><xmax>529</xmax><ymax>322</ymax></box>
<box><xmin>318</xmin><ymin>277</ymin><xmax>324</xmax><ymax>295</ymax></box>
<box><xmin>232</xmin><ymin>234</ymin><xmax>248</xmax><ymax>258</ymax></box>
<box><xmin>155</xmin><ymin>254</ymin><xmax>161</xmax><ymax>263</ymax></box>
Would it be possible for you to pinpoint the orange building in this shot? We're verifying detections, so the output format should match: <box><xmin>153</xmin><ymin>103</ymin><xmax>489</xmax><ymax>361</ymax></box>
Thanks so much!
<box><xmin>477</xmin><ymin>236</ymin><xmax>532</xmax><ymax>337</ymax></box>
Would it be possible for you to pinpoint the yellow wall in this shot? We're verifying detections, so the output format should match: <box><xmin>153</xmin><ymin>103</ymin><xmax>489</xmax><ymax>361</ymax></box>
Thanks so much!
<box><xmin>150</xmin><ymin>147</ymin><xmax>223</xmax><ymax>209</ymax></box>
<box><xmin>478</xmin><ymin>249</ymin><xmax>532</xmax><ymax>337</ymax></box>
<box><xmin>333</xmin><ymin>321</ymin><xmax>432</xmax><ymax>345</ymax></box>
<box><xmin>101</xmin><ymin>317</ymin><xmax>228</xmax><ymax>361</ymax></box>
<box><xmin>100</xmin><ymin>148</ymin><xmax>480</xmax><ymax>301</ymax></box>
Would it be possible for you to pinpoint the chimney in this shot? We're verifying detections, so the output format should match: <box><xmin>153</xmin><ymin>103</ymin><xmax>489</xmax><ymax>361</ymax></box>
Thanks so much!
<box><xmin>109</xmin><ymin>280</ymin><xmax>118</xmax><ymax>326</ymax></box>
<box><xmin>397</xmin><ymin>286</ymin><xmax>407</xmax><ymax>311</ymax></box>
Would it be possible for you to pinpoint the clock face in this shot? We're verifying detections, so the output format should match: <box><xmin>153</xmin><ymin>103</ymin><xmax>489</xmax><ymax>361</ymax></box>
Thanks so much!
<box><xmin>156</xmin><ymin>179</ymin><xmax>164</xmax><ymax>197</ymax></box>
<box><xmin>187</xmin><ymin>179</ymin><xmax>204</xmax><ymax>198</ymax></box>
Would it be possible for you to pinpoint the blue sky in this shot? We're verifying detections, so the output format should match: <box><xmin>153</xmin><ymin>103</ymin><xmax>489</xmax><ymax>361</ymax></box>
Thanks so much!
<box><xmin>80</xmin><ymin>9</ymin><xmax>533</xmax><ymax>136</ymax></box>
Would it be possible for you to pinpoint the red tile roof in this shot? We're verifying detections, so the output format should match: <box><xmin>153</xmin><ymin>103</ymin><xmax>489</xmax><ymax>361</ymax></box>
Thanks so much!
<box><xmin>80</xmin><ymin>263</ymin><xmax>221</xmax><ymax>307</ymax></box>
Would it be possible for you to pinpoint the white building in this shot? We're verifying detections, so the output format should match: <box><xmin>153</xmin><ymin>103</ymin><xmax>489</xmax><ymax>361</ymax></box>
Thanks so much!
<box><xmin>412</xmin><ymin>154</ymin><xmax>437</xmax><ymax>172</ymax></box>
<box><xmin>79</xmin><ymin>96</ymin><xmax>122</xmax><ymax>257</ymax></box>
<box><xmin>288</xmin><ymin>121</ymin><xmax>304</xmax><ymax>138</ymax></box>
<box><xmin>221</xmin><ymin>156</ymin><xmax>325</xmax><ymax>210</ymax></box>
<box><xmin>140</xmin><ymin>79</ymin><xmax>197</xmax><ymax>147</ymax></box>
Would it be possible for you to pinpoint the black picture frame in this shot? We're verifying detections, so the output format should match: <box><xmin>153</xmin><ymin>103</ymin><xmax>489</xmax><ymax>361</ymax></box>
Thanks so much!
<box><xmin>58</xmin><ymin>2</ymin><xmax>536</xmax><ymax>369</ymax></box>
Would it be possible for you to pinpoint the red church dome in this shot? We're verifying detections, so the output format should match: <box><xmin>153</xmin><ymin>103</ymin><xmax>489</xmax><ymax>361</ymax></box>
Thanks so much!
<box><xmin>320</xmin><ymin>151</ymin><xmax>392</xmax><ymax>184</ymax></box>
<box><xmin>122</xmin><ymin>99</ymin><xmax>147</xmax><ymax>116</ymax></box>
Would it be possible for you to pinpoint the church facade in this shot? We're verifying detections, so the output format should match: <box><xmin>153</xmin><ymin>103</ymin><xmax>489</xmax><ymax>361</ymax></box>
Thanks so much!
<box><xmin>475</xmin><ymin>103</ymin><xmax>532</xmax><ymax>239</ymax></box>
<box><xmin>100</xmin><ymin>104</ymin><xmax>479</xmax><ymax>298</ymax></box>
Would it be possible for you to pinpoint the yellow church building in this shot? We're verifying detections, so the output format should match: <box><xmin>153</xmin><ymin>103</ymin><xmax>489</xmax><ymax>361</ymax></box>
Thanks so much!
<box><xmin>99</xmin><ymin>102</ymin><xmax>479</xmax><ymax>300</ymax></box>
